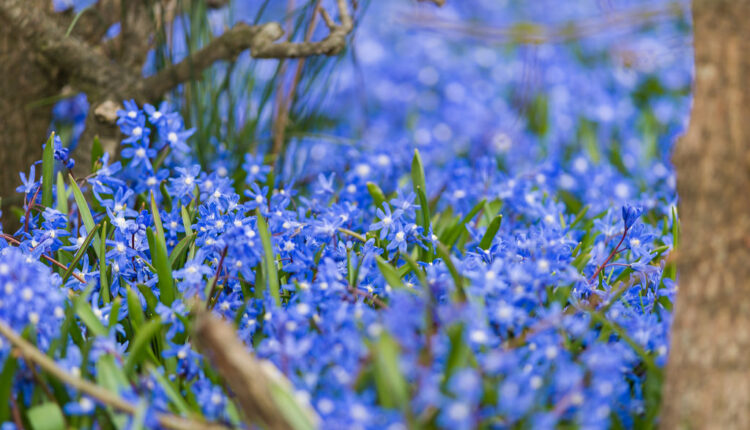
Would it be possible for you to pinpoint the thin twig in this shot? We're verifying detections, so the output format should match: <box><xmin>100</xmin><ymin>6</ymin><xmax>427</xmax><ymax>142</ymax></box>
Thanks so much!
<box><xmin>0</xmin><ymin>321</ymin><xmax>232</xmax><ymax>430</ymax></box>
<box><xmin>0</xmin><ymin>233</ymin><xmax>87</xmax><ymax>284</ymax></box>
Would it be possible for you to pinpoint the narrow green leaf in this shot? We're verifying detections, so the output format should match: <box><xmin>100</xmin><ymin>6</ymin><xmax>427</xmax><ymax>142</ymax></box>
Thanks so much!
<box><xmin>442</xmin><ymin>199</ymin><xmax>486</xmax><ymax>248</ymax></box>
<box><xmin>149</xmin><ymin>367</ymin><xmax>193</xmax><ymax>415</ymax></box>
<box><xmin>68</xmin><ymin>174</ymin><xmax>101</xmax><ymax>260</ymax></box>
<box><xmin>137</xmin><ymin>284</ymin><xmax>159</xmax><ymax>314</ymax></box>
<box><xmin>150</xmin><ymin>192</ymin><xmax>175</xmax><ymax>305</ymax></box>
<box><xmin>91</xmin><ymin>136</ymin><xmax>103</xmax><ymax>172</ymax></box>
<box><xmin>479</xmin><ymin>214</ymin><xmax>502</xmax><ymax>251</ymax></box>
<box><xmin>0</xmin><ymin>357</ymin><xmax>18</xmax><ymax>421</ymax></box>
<box><xmin>436</xmin><ymin>242</ymin><xmax>466</xmax><ymax>301</ymax></box>
<box><xmin>375</xmin><ymin>255</ymin><xmax>405</xmax><ymax>290</ymax></box>
<box><xmin>181</xmin><ymin>205</ymin><xmax>196</xmax><ymax>261</ymax></box>
<box><xmin>444</xmin><ymin>323</ymin><xmax>471</xmax><ymax>384</ymax></box>
<box><xmin>367</xmin><ymin>182</ymin><xmax>387</xmax><ymax>210</ymax></box>
<box><xmin>169</xmin><ymin>233</ymin><xmax>197</xmax><ymax>268</ymax></box>
<box><xmin>411</xmin><ymin>149</ymin><xmax>428</xmax><ymax>232</ymax></box>
<box><xmin>62</xmin><ymin>222</ymin><xmax>101</xmax><ymax>282</ymax></box>
<box><xmin>99</xmin><ymin>221</ymin><xmax>110</xmax><ymax>303</ymax></box>
<box><xmin>56</xmin><ymin>172</ymin><xmax>68</xmax><ymax>215</ymax></box>
<box><xmin>269</xmin><ymin>383</ymin><xmax>318</xmax><ymax>430</ymax></box>
<box><xmin>257</xmin><ymin>210</ymin><xmax>280</xmax><ymax>305</ymax></box>
<box><xmin>568</xmin><ymin>204</ymin><xmax>590</xmax><ymax>230</ymax></box>
<box><xmin>372</xmin><ymin>332</ymin><xmax>410</xmax><ymax>410</ymax></box>
<box><xmin>411</xmin><ymin>149</ymin><xmax>427</xmax><ymax>200</ymax></box>
<box><xmin>74</xmin><ymin>298</ymin><xmax>107</xmax><ymax>337</ymax></box>
<box><xmin>126</xmin><ymin>286</ymin><xmax>145</xmax><ymax>331</ymax></box>
<box><xmin>124</xmin><ymin>318</ymin><xmax>162</xmax><ymax>376</ymax></box>
<box><xmin>27</xmin><ymin>402</ymin><xmax>65</xmax><ymax>430</ymax></box>
<box><xmin>42</xmin><ymin>132</ymin><xmax>55</xmax><ymax>208</ymax></box>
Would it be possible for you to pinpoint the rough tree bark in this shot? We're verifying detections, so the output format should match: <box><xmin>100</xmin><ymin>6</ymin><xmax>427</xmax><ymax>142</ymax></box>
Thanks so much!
<box><xmin>0</xmin><ymin>1</ymin><xmax>63</xmax><ymax>215</ymax></box>
<box><xmin>662</xmin><ymin>0</ymin><xmax>750</xmax><ymax>427</ymax></box>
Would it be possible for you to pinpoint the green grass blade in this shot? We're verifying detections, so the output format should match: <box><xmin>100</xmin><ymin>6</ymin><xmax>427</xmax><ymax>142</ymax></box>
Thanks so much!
<box><xmin>42</xmin><ymin>133</ymin><xmax>55</xmax><ymax>208</ymax></box>
<box><xmin>479</xmin><ymin>214</ymin><xmax>502</xmax><ymax>251</ymax></box>
<box><xmin>124</xmin><ymin>318</ymin><xmax>162</xmax><ymax>376</ymax></box>
<box><xmin>68</xmin><ymin>174</ymin><xmax>101</xmax><ymax>260</ymax></box>
<box><xmin>55</xmin><ymin>172</ymin><xmax>68</xmax><ymax>215</ymax></box>
<box><xmin>257</xmin><ymin>209</ymin><xmax>280</xmax><ymax>305</ymax></box>
<box><xmin>62</xmin><ymin>222</ymin><xmax>101</xmax><ymax>282</ymax></box>
<box><xmin>150</xmin><ymin>192</ymin><xmax>175</xmax><ymax>305</ymax></box>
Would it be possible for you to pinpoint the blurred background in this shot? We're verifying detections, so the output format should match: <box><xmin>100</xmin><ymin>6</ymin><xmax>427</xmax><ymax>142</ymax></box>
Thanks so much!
<box><xmin>50</xmin><ymin>0</ymin><xmax>692</xmax><ymax>212</ymax></box>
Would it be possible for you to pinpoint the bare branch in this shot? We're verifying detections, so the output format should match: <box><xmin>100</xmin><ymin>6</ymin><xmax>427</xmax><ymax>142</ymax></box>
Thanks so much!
<box><xmin>193</xmin><ymin>311</ymin><xmax>320</xmax><ymax>430</ymax></box>
<box><xmin>0</xmin><ymin>320</ymin><xmax>232</xmax><ymax>430</ymax></box>
<box><xmin>140</xmin><ymin>23</ymin><xmax>268</xmax><ymax>97</ymax></box>
<box><xmin>141</xmin><ymin>1</ymin><xmax>355</xmax><ymax>96</ymax></box>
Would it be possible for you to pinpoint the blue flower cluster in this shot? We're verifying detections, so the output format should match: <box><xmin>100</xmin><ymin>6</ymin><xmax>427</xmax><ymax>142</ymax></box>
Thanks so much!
<box><xmin>2</xmin><ymin>0</ymin><xmax>691</xmax><ymax>428</ymax></box>
<box><xmin>0</xmin><ymin>247</ymin><xmax>65</xmax><ymax>360</ymax></box>
<box><xmin>0</xmin><ymin>100</ymin><xmax>677</xmax><ymax>428</ymax></box>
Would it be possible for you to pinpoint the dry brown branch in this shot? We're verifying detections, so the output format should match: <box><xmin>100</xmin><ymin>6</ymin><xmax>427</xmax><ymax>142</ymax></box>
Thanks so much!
<box><xmin>193</xmin><ymin>310</ymin><xmax>320</xmax><ymax>430</ymax></box>
<box><xmin>0</xmin><ymin>320</ymin><xmax>232</xmax><ymax>430</ymax></box>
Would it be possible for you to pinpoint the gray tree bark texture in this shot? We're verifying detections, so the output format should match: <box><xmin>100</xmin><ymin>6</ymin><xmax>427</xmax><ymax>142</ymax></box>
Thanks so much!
<box><xmin>662</xmin><ymin>0</ymin><xmax>750</xmax><ymax>428</ymax></box>
<box><xmin>0</xmin><ymin>2</ymin><xmax>61</xmax><ymax>220</ymax></box>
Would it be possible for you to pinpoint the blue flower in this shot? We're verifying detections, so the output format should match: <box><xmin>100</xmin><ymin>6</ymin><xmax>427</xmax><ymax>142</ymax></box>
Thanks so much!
<box><xmin>621</xmin><ymin>204</ymin><xmax>644</xmax><ymax>230</ymax></box>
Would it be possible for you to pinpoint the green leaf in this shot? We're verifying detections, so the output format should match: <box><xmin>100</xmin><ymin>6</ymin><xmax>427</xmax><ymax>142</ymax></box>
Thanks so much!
<box><xmin>55</xmin><ymin>172</ymin><xmax>68</xmax><ymax>215</ymax></box>
<box><xmin>411</xmin><ymin>149</ymin><xmax>428</xmax><ymax>226</ymax></box>
<box><xmin>99</xmin><ymin>222</ymin><xmax>110</xmax><ymax>303</ymax></box>
<box><xmin>415</xmin><ymin>186</ymin><xmax>433</xmax><ymax>262</ymax></box>
<box><xmin>74</xmin><ymin>298</ymin><xmax>107</xmax><ymax>337</ymax></box>
<box><xmin>441</xmin><ymin>199</ymin><xmax>486</xmax><ymax>248</ymax></box>
<box><xmin>68</xmin><ymin>174</ymin><xmax>101</xmax><ymax>260</ymax></box>
<box><xmin>137</xmin><ymin>284</ymin><xmax>159</xmax><ymax>314</ymax></box>
<box><xmin>124</xmin><ymin>318</ymin><xmax>162</xmax><ymax>376</ymax></box>
<box><xmin>27</xmin><ymin>402</ymin><xmax>65</xmax><ymax>430</ymax></box>
<box><xmin>375</xmin><ymin>255</ymin><xmax>407</xmax><ymax>291</ymax></box>
<box><xmin>479</xmin><ymin>214</ymin><xmax>502</xmax><ymax>251</ymax></box>
<box><xmin>269</xmin><ymin>383</ymin><xmax>318</xmax><ymax>430</ymax></box>
<box><xmin>62</xmin><ymin>222</ymin><xmax>101</xmax><ymax>282</ymax></box>
<box><xmin>444</xmin><ymin>323</ymin><xmax>471</xmax><ymax>384</ymax></box>
<box><xmin>91</xmin><ymin>136</ymin><xmax>103</xmax><ymax>172</ymax></box>
<box><xmin>0</xmin><ymin>357</ymin><xmax>17</xmax><ymax>421</ymax></box>
<box><xmin>367</xmin><ymin>182</ymin><xmax>387</xmax><ymax>210</ymax></box>
<box><xmin>181</xmin><ymin>205</ymin><xmax>196</xmax><ymax>261</ymax></box>
<box><xmin>372</xmin><ymin>332</ymin><xmax>409</xmax><ymax>410</ymax></box>
<box><xmin>169</xmin><ymin>233</ymin><xmax>197</xmax><ymax>268</ymax></box>
<box><xmin>126</xmin><ymin>286</ymin><xmax>145</xmax><ymax>331</ymax></box>
<box><xmin>149</xmin><ymin>367</ymin><xmax>192</xmax><ymax>415</ymax></box>
<box><xmin>150</xmin><ymin>192</ymin><xmax>175</xmax><ymax>305</ymax></box>
<box><xmin>436</xmin><ymin>242</ymin><xmax>466</xmax><ymax>301</ymax></box>
<box><xmin>42</xmin><ymin>132</ymin><xmax>55</xmax><ymax>208</ymax></box>
<box><xmin>568</xmin><ymin>204</ymin><xmax>590</xmax><ymax>230</ymax></box>
<box><xmin>257</xmin><ymin>210</ymin><xmax>280</xmax><ymax>305</ymax></box>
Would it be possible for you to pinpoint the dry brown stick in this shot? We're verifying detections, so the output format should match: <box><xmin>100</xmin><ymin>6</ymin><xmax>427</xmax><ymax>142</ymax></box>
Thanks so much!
<box><xmin>193</xmin><ymin>310</ymin><xmax>320</xmax><ymax>430</ymax></box>
<box><xmin>271</xmin><ymin>0</ymin><xmax>324</xmax><ymax>158</ymax></box>
<box><xmin>0</xmin><ymin>321</ymin><xmax>232</xmax><ymax>430</ymax></box>
<box><xmin>142</xmin><ymin>1</ymin><xmax>354</xmax><ymax>98</ymax></box>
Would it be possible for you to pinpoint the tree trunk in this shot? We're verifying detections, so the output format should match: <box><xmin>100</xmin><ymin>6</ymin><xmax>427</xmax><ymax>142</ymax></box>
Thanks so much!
<box><xmin>0</xmin><ymin>7</ymin><xmax>62</xmax><ymax>227</ymax></box>
<box><xmin>662</xmin><ymin>0</ymin><xmax>750</xmax><ymax>427</ymax></box>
